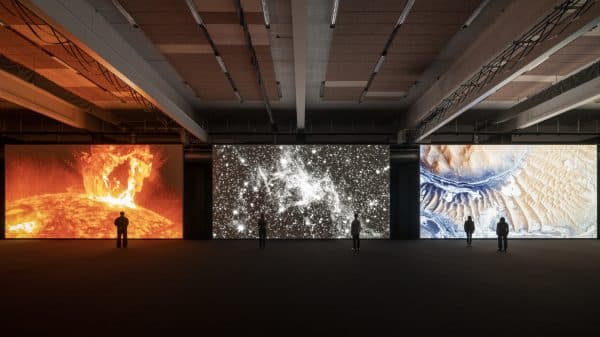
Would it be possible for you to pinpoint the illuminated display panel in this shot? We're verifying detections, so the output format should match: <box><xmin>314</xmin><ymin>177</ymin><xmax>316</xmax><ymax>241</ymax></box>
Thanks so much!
<box><xmin>5</xmin><ymin>145</ymin><xmax>183</xmax><ymax>238</ymax></box>
<box><xmin>420</xmin><ymin>145</ymin><xmax>597</xmax><ymax>238</ymax></box>
<box><xmin>213</xmin><ymin>145</ymin><xmax>390</xmax><ymax>239</ymax></box>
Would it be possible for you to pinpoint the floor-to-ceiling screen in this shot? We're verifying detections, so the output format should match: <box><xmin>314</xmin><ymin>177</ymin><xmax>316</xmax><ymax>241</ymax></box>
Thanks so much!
<box><xmin>213</xmin><ymin>145</ymin><xmax>390</xmax><ymax>238</ymax></box>
<box><xmin>420</xmin><ymin>145</ymin><xmax>597</xmax><ymax>238</ymax></box>
<box><xmin>5</xmin><ymin>145</ymin><xmax>183</xmax><ymax>238</ymax></box>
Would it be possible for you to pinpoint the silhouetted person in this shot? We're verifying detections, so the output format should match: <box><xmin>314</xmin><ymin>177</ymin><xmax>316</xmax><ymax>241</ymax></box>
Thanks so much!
<box><xmin>258</xmin><ymin>213</ymin><xmax>267</xmax><ymax>249</ymax></box>
<box><xmin>464</xmin><ymin>216</ymin><xmax>475</xmax><ymax>246</ymax></box>
<box><xmin>351</xmin><ymin>213</ymin><xmax>361</xmax><ymax>254</ymax></box>
<box><xmin>496</xmin><ymin>217</ymin><xmax>509</xmax><ymax>252</ymax></box>
<box><xmin>114</xmin><ymin>211</ymin><xmax>129</xmax><ymax>248</ymax></box>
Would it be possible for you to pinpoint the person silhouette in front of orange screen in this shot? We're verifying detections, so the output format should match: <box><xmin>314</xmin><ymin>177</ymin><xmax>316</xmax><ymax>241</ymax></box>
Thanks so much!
<box><xmin>114</xmin><ymin>211</ymin><xmax>129</xmax><ymax>248</ymax></box>
<box><xmin>351</xmin><ymin>212</ymin><xmax>361</xmax><ymax>254</ymax></box>
<box><xmin>464</xmin><ymin>216</ymin><xmax>475</xmax><ymax>247</ymax></box>
<box><xmin>496</xmin><ymin>217</ymin><xmax>509</xmax><ymax>253</ymax></box>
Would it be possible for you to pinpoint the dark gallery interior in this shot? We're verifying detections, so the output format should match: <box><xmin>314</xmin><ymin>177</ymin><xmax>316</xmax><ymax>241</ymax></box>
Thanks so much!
<box><xmin>1</xmin><ymin>0</ymin><xmax>600</xmax><ymax>336</ymax></box>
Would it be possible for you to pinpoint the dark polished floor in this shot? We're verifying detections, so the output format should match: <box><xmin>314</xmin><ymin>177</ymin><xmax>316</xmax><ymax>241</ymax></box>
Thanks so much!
<box><xmin>1</xmin><ymin>239</ymin><xmax>600</xmax><ymax>336</ymax></box>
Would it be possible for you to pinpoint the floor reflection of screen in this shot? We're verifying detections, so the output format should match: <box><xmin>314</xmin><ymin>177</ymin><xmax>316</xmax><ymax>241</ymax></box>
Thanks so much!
<box><xmin>213</xmin><ymin>145</ymin><xmax>390</xmax><ymax>239</ymax></box>
<box><xmin>420</xmin><ymin>145</ymin><xmax>597</xmax><ymax>238</ymax></box>
<box><xmin>5</xmin><ymin>145</ymin><xmax>183</xmax><ymax>238</ymax></box>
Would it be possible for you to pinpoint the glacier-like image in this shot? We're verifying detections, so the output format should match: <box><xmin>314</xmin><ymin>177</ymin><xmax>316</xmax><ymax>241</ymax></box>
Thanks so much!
<box><xmin>420</xmin><ymin>145</ymin><xmax>597</xmax><ymax>238</ymax></box>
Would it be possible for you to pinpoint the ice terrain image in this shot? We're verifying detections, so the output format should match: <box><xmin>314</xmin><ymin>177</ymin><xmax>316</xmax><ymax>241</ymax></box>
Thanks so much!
<box><xmin>420</xmin><ymin>145</ymin><xmax>597</xmax><ymax>238</ymax></box>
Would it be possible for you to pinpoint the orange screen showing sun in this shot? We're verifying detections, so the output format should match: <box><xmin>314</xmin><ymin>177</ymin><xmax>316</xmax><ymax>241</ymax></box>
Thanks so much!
<box><xmin>5</xmin><ymin>145</ymin><xmax>183</xmax><ymax>238</ymax></box>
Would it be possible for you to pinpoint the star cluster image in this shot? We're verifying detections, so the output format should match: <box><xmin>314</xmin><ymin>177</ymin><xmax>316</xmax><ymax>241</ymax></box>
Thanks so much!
<box><xmin>213</xmin><ymin>145</ymin><xmax>390</xmax><ymax>238</ymax></box>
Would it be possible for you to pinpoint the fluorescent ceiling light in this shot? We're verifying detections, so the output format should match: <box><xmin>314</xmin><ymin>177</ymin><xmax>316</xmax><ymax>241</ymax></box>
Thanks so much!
<box><xmin>359</xmin><ymin>90</ymin><xmax>367</xmax><ymax>102</ymax></box>
<box><xmin>234</xmin><ymin>90</ymin><xmax>243</xmax><ymax>102</ymax></box>
<box><xmin>395</xmin><ymin>0</ymin><xmax>415</xmax><ymax>27</ymax></box>
<box><xmin>215</xmin><ymin>55</ymin><xmax>228</xmax><ymax>73</ymax></box>
<box><xmin>185</xmin><ymin>0</ymin><xmax>205</xmax><ymax>26</ymax></box>
<box><xmin>463</xmin><ymin>0</ymin><xmax>491</xmax><ymax>28</ymax></box>
<box><xmin>112</xmin><ymin>0</ymin><xmax>138</xmax><ymax>28</ymax></box>
<box><xmin>365</xmin><ymin>91</ymin><xmax>406</xmax><ymax>97</ymax></box>
<box><xmin>373</xmin><ymin>55</ymin><xmax>385</xmax><ymax>73</ymax></box>
<box><xmin>324</xmin><ymin>81</ymin><xmax>367</xmax><ymax>88</ymax></box>
<box><xmin>51</xmin><ymin>56</ymin><xmax>77</xmax><ymax>72</ymax></box>
<box><xmin>330</xmin><ymin>0</ymin><xmax>340</xmax><ymax>28</ymax></box>
<box><xmin>261</xmin><ymin>0</ymin><xmax>271</xmax><ymax>28</ymax></box>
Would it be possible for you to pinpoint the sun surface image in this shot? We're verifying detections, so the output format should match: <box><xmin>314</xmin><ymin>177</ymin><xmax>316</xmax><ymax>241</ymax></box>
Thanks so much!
<box><xmin>5</xmin><ymin>145</ymin><xmax>183</xmax><ymax>238</ymax></box>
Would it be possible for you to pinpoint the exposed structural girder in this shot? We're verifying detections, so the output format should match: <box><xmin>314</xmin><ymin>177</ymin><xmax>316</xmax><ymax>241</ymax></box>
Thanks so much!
<box><xmin>496</xmin><ymin>60</ymin><xmax>600</xmax><ymax>131</ymax></box>
<box><xmin>0</xmin><ymin>68</ymin><xmax>104</xmax><ymax>131</ymax></box>
<box><xmin>0</xmin><ymin>54</ymin><xmax>120</xmax><ymax>127</ymax></box>
<box><xmin>21</xmin><ymin>0</ymin><xmax>208</xmax><ymax>142</ymax></box>
<box><xmin>405</xmin><ymin>0</ymin><xmax>600</xmax><ymax>142</ymax></box>
<box><xmin>292</xmin><ymin>0</ymin><xmax>308</xmax><ymax>130</ymax></box>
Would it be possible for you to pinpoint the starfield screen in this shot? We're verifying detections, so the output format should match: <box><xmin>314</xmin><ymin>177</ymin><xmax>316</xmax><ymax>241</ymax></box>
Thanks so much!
<box><xmin>420</xmin><ymin>145</ymin><xmax>597</xmax><ymax>238</ymax></box>
<box><xmin>213</xmin><ymin>145</ymin><xmax>390</xmax><ymax>238</ymax></box>
<box><xmin>5</xmin><ymin>145</ymin><xmax>183</xmax><ymax>238</ymax></box>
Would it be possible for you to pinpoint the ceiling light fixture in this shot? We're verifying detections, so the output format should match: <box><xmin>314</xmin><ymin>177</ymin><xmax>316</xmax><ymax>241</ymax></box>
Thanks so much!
<box><xmin>51</xmin><ymin>56</ymin><xmax>78</xmax><ymax>72</ymax></box>
<box><xmin>234</xmin><ymin>90</ymin><xmax>243</xmax><ymax>103</ymax></box>
<box><xmin>215</xmin><ymin>55</ymin><xmax>228</xmax><ymax>73</ymax></box>
<box><xmin>359</xmin><ymin>90</ymin><xmax>367</xmax><ymax>103</ymax></box>
<box><xmin>185</xmin><ymin>0</ymin><xmax>205</xmax><ymax>26</ymax></box>
<box><xmin>373</xmin><ymin>55</ymin><xmax>385</xmax><ymax>73</ymax></box>
<box><xmin>395</xmin><ymin>0</ymin><xmax>415</xmax><ymax>27</ymax></box>
<box><xmin>276</xmin><ymin>81</ymin><xmax>282</xmax><ymax>98</ymax></box>
<box><xmin>111</xmin><ymin>0</ymin><xmax>138</xmax><ymax>28</ymax></box>
<box><xmin>261</xmin><ymin>0</ymin><xmax>271</xmax><ymax>29</ymax></box>
<box><xmin>463</xmin><ymin>0</ymin><xmax>491</xmax><ymax>28</ymax></box>
<box><xmin>330</xmin><ymin>0</ymin><xmax>340</xmax><ymax>28</ymax></box>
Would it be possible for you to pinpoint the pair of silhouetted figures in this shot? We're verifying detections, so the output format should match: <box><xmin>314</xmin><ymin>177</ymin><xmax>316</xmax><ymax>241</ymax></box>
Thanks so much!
<box><xmin>255</xmin><ymin>212</ymin><xmax>363</xmax><ymax>253</ymax></box>
<box><xmin>464</xmin><ymin>216</ymin><xmax>509</xmax><ymax>252</ymax></box>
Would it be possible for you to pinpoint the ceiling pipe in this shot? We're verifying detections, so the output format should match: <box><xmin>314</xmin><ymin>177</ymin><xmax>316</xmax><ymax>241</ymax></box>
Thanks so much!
<box><xmin>358</xmin><ymin>0</ymin><xmax>415</xmax><ymax>103</ymax></box>
<box><xmin>234</xmin><ymin>0</ymin><xmax>277</xmax><ymax>130</ymax></box>
<box><xmin>185</xmin><ymin>0</ymin><xmax>243</xmax><ymax>103</ymax></box>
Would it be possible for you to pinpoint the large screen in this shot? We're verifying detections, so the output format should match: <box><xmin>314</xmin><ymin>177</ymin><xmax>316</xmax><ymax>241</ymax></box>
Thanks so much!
<box><xmin>5</xmin><ymin>145</ymin><xmax>183</xmax><ymax>238</ymax></box>
<box><xmin>420</xmin><ymin>145</ymin><xmax>597</xmax><ymax>238</ymax></box>
<box><xmin>213</xmin><ymin>145</ymin><xmax>390</xmax><ymax>238</ymax></box>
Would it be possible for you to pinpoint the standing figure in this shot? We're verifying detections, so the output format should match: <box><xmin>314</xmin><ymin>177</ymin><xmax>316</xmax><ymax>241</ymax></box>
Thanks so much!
<box><xmin>464</xmin><ymin>216</ymin><xmax>475</xmax><ymax>246</ymax></box>
<box><xmin>258</xmin><ymin>213</ymin><xmax>267</xmax><ymax>249</ymax></box>
<box><xmin>351</xmin><ymin>213</ymin><xmax>361</xmax><ymax>254</ymax></box>
<box><xmin>114</xmin><ymin>211</ymin><xmax>129</xmax><ymax>248</ymax></box>
<box><xmin>496</xmin><ymin>217</ymin><xmax>509</xmax><ymax>252</ymax></box>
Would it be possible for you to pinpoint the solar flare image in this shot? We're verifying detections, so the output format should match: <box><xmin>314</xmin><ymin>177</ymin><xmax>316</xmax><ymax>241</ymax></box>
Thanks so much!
<box><xmin>5</xmin><ymin>145</ymin><xmax>183</xmax><ymax>238</ymax></box>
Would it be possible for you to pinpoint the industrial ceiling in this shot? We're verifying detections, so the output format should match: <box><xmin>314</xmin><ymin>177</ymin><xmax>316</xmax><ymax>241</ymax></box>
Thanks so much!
<box><xmin>0</xmin><ymin>0</ymin><xmax>599</xmax><ymax>144</ymax></box>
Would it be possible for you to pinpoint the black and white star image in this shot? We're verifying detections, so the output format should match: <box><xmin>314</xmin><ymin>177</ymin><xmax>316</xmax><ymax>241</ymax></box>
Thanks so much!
<box><xmin>213</xmin><ymin>145</ymin><xmax>390</xmax><ymax>238</ymax></box>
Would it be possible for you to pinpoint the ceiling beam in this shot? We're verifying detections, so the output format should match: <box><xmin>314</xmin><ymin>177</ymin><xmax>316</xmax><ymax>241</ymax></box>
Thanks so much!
<box><xmin>404</xmin><ymin>0</ymin><xmax>600</xmax><ymax>141</ymax></box>
<box><xmin>292</xmin><ymin>0</ymin><xmax>308</xmax><ymax>130</ymax></box>
<box><xmin>306</xmin><ymin>0</ymin><xmax>334</xmax><ymax>108</ymax></box>
<box><xmin>0</xmin><ymin>69</ymin><xmax>104</xmax><ymax>131</ymax></box>
<box><xmin>404</xmin><ymin>0</ymin><xmax>556</xmax><ymax>126</ymax></box>
<box><xmin>21</xmin><ymin>0</ymin><xmax>208</xmax><ymax>142</ymax></box>
<box><xmin>0</xmin><ymin>54</ymin><xmax>120</xmax><ymax>127</ymax></box>
<box><xmin>497</xmin><ymin>60</ymin><xmax>600</xmax><ymax>131</ymax></box>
